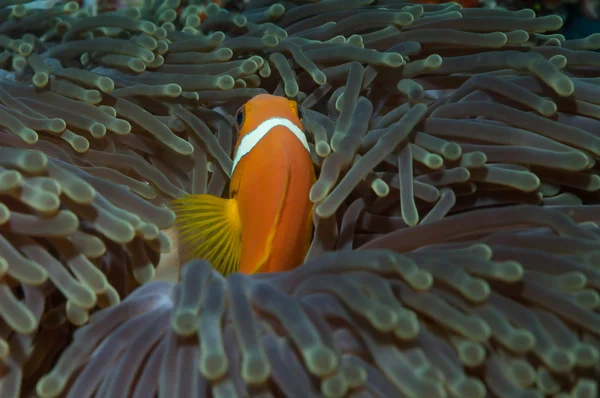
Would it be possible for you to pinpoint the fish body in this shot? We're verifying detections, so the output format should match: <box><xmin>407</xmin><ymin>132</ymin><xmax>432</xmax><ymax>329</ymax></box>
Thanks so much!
<box><xmin>174</xmin><ymin>94</ymin><xmax>315</xmax><ymax>275</ymax></box>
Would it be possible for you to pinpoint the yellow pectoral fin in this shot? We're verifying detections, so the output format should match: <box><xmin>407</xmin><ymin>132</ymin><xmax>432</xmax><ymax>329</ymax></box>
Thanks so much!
<box><xmin>172</xmin><ymin>194</ymin><xmax>242</xmax><ymax>276</ymax></box>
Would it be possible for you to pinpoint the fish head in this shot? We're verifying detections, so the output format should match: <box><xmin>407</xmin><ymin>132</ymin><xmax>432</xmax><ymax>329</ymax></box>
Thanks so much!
<box><xmin>233</xmin><ymin>94</ymin><xmax>303</xmax><ymax>145</ymax></box>
<box><xmin>229</xmin><ymin>94</ymin><xmax>306</xmax><ymax>197</ymax></box>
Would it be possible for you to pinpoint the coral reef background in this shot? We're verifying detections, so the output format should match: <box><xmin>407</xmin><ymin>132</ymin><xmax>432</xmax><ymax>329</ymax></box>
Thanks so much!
<box><xmin>0</xmin><ymin>0</ymin><xmax>600</xmax><ymax>397</ymax></box>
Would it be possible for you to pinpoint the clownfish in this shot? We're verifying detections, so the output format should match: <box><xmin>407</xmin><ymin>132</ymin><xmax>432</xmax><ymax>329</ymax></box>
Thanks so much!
<box><xmin>172</xmin><ymin>94</ymin><xmax>316</xmax><ymax>275</ymax></box>
<box><xmin>174</xmin><ymin>0</ymin><xmax>224</xmax><ymax>22</ymax></box>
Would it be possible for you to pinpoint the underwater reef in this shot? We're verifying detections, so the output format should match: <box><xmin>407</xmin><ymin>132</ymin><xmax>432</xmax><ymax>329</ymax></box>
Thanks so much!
<box><xmin>0</xmin><ymin>0</ymin><xmax>600</xmax><ymax>397</ymax></box>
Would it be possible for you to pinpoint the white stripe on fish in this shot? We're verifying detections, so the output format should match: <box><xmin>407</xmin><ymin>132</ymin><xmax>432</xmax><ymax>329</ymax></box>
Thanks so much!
<box><xmin>232</xmin><ymin>117</ymin><xmax>310</xmax><ymax>172</ymax></box>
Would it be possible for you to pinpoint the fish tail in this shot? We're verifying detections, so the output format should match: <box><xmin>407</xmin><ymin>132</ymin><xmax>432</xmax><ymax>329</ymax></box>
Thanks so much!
<box><xmin>172</xmin><ymin>194</ymin><xmax>242</xmax><ymax>276</ymax></box>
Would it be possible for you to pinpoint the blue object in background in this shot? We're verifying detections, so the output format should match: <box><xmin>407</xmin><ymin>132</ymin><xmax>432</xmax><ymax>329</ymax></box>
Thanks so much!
<box><xmin>561</xmin><ymin>4</ymin><xmax>600</xmax><ymax>39</ymax></box>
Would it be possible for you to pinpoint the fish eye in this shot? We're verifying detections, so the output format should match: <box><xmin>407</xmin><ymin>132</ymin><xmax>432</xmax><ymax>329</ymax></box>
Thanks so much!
<box><xmin>235</xmin><ymin>107</ymin><xmax>245</xmax><ymax>129</ymax></box>
<box><xmin>235</xmin><ymin>106</ymin><xmax>245</xmax><ymax>130</ymax></box>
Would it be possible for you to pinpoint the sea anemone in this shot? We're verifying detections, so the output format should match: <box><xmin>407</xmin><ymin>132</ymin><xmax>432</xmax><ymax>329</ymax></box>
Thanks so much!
<box><xmin>0</xmin><ymin>0</ymin><xmax>599</xmax><ymax>397</ymax></box>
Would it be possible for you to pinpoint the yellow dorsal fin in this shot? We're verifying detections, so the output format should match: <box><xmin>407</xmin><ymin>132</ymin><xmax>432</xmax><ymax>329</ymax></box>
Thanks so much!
<box><xmin>172</xmin><ymin>194</ymin><xmax>242</xmax><ymax>276</ymax></box>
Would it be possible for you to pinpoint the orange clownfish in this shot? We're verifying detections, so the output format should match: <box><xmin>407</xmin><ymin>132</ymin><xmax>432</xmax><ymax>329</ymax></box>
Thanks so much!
<box><xmin>173</xmin><ymin>94</ymin><xmax>316</xmax><ymax>275</ymax></box>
